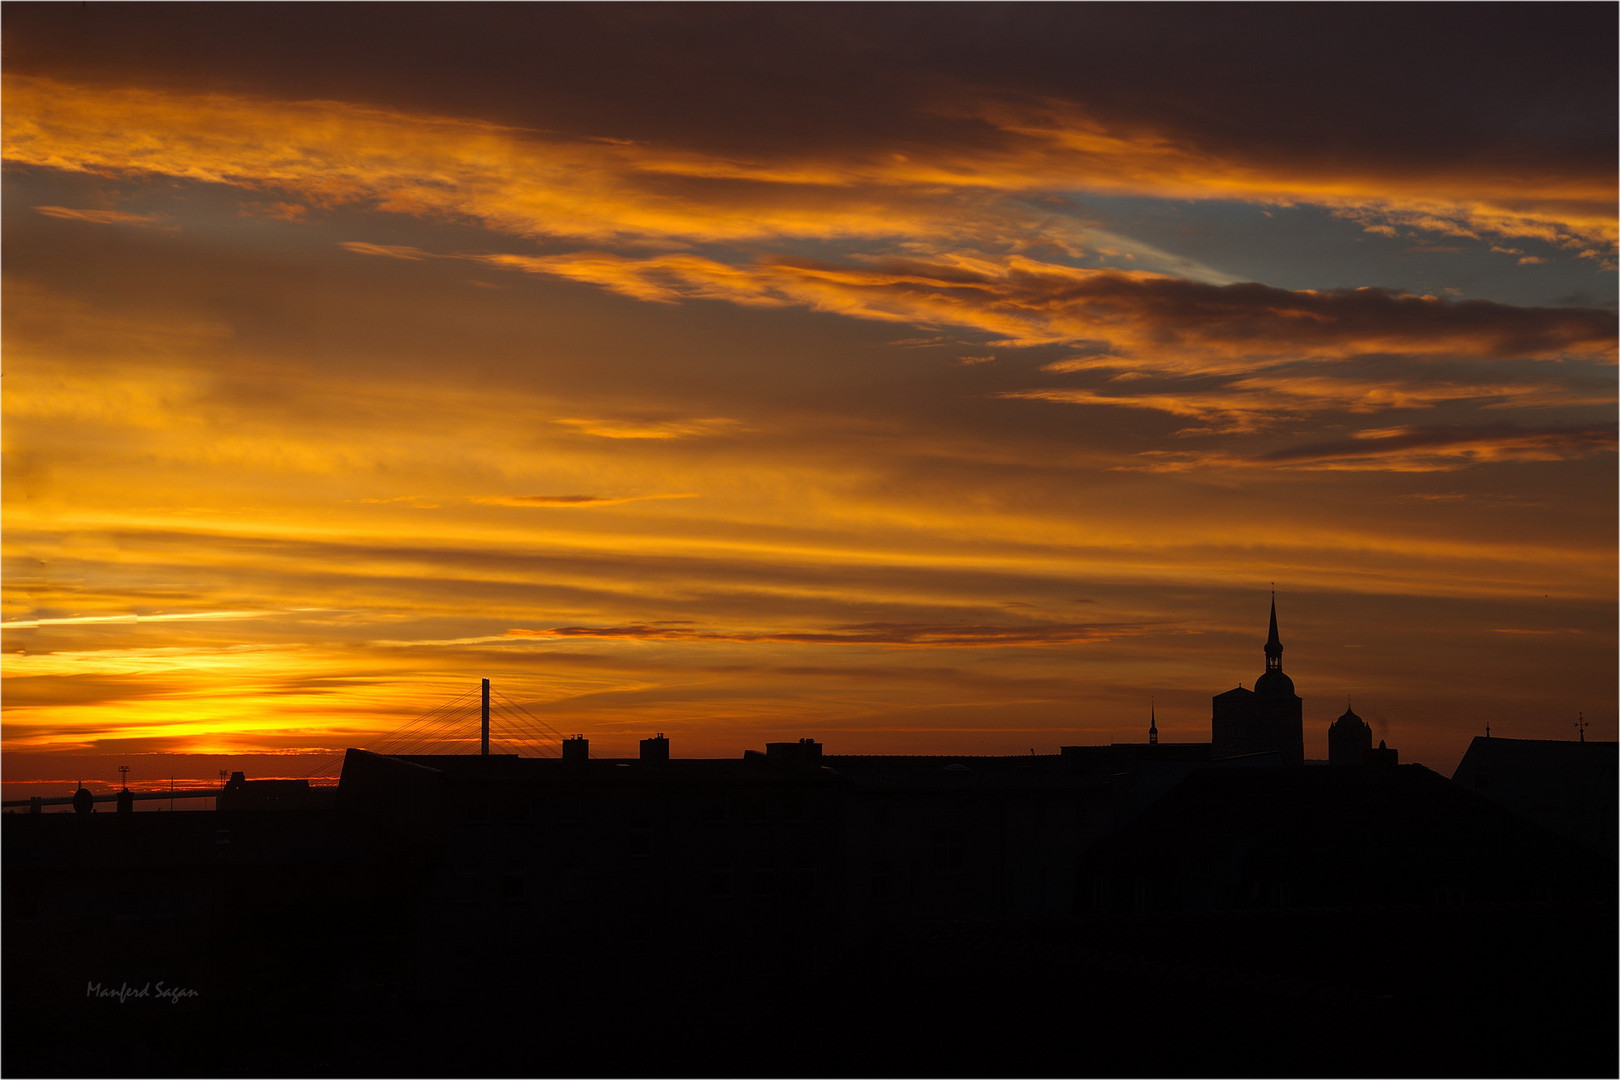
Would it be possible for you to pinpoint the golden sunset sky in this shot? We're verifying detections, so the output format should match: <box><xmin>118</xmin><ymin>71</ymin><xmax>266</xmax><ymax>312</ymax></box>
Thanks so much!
<box><xmin>4</xmin><ymin>4</ymin><xmax>1615</xmax><ymax>794</ymax></box>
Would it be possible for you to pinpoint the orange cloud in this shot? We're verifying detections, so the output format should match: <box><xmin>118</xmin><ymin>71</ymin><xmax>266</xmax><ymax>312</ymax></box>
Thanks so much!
<box><xmin>0</xmin><ymin>608</ymin><xmax>295</xmax><ymax>631</ymax></box>
<box><xmin>339</xmin><ymin>240</ymin><xmax>427</xmax><ymax>259</ymax></box>
<box><xmin>481</xmin><ymin>250</ymin><xmax>1614</xmax><ymax>366</ymax></box>
<box><xmin>1004</xmin><ymin>367</ymin><xmax>1615</xmax><ymax>436</ymax></box>
<box><xmin>971</xmin><ymin>97</ymin><xmax>1617</xmax><ymax>257</ymax></box>
<box><xmin>504</xmin><ymin>620</ymin><xmax>1148</xmax><ymax>648</ymax></box>
<box><xmin>35</xmin><ymin>205</ymin><xmax>169</xmax><ymax>227</ymax></box>
<box><xmin>6</xmin><ymin>73</ymin><xmax>1612</xmax><ymax>264</ymax></box>
<box><xmin>552</xmin><ymin>416</ymin><xmax>747</xmax><ymax>440</ymax></box>
<box><xmin>472</xmin><ymin>493</ymin><xmax>699</xmax><ymax>508</ymax></box>
<box><xmin>1126</xmin><ymin>423</ymin><xmax>1617</xmax><ymax>473</ymax></box>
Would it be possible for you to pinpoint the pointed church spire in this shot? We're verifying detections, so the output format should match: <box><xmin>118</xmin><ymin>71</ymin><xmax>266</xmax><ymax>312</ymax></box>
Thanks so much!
<box><xmin>1264</xmin><ymin>590</ymin><xmax>1283</xmax><ymax>673</ymax></box>
<box><xmin>1149</xmin><ymin>699</ymin><xmax>1158</xmax><ymax>745</ymax></box>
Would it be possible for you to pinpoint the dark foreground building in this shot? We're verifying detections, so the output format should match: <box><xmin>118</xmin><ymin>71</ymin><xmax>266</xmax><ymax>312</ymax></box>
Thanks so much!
<box><xmin>1452</xmin><ymin>734</ymin><xmax>1617</xmax><ymax>860</ymax></box>
<box><xmin>7</xmin><ymin>731</ymin><xmax>1615</xmax><ymax>1078</ymax></box>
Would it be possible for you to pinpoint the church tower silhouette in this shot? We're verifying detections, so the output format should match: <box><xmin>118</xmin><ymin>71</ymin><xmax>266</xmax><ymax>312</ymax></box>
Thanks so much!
<box><xmin>1329</xmin><ymin>699</ymin><xmax>1372</xmax><ymax>765</ymax></box>
<box><xmin>1210</xmin><ymin>594</ymin><xmax>1305</xmax><ymax>764</ymax></box>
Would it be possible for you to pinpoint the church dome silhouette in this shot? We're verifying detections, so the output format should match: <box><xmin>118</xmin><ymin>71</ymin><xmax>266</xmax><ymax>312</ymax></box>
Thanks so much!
<box><xmin>1254</xmin><ymin>668</ymin><xmax>1295</xmax><ymax>697</ymax></box>
<box><xmin>1329</xmin><ymin>699</ymin><xmax>1374</xmax><ymax>765</ymax></box>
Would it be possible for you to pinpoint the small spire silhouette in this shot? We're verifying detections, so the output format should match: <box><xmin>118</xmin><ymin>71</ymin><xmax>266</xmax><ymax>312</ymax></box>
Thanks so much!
<box><xmin>1148</xmin><ymin>699</ymin><xmax>1158</xmax><ymax>745</ymax></box>
<box><xmin>1264</xmin><ymin>592</ymin><xmax>1283</xmax><ymax>672</ymax></box>
<box><xmin>1575</xmin><ymin>713</ymin><xmax>1587</xmax><ymax>742</ymax></box>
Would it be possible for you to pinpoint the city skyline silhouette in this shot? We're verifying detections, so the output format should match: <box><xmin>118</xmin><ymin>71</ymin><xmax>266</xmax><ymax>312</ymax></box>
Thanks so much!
<box><xmin>7</xmin><ymin>593</ymin><xmax>1616</xmax><ymax>1076</ymax></box>
<box><xmin>2</xmin><ymin>5</ymin><xmax>1616</xmax><ymax>1076</ymax></box>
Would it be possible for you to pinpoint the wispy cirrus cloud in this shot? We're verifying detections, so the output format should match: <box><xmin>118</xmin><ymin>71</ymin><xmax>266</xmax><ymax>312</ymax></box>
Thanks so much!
<box><xmin>472</xmin><ymin>493</ymin><xmax>699</xmax><ymax>508</ymax></box>
<box><xmin>6</xmin><ymin>72</ymin><xmax>1611</xmax><ymax>266</ymax></box>
<box><xmin>552</xmin><ymin>416</ymin><xmax>747</xmax><ymax>440</ymax></box>
<box><xmin>36</xmin><ymin>205</ymin><xmax>170</xmax><ymax>228</ymax></box>
<box><xmin>1004</xmin><ymin>364</ymin><xmax>1616</xmax><ymax>436</ymax></box>
<box><xmin>476</xmin><ymin>251</ymin><xmax>1615</xmax><ymax>360</ymax></box>
<box><xmin>1127</xmin><ymin>423</ymin><xmax>1617</xmax><ymax>474</ymax></box>
<box><xmin>339</xmin><ymin>240</ymin><xmax>427</xmax><ymax>259</ymax></box>
<box><xmin>505</xmin><ymin>620</ymin><xmax>1149</xmax><ymax>648</ymax></box>
<box><xmin>0</xmin><ymin>608</ymin><xmax>308</xmax><ymax>631</ymax></box>
<box><xmin>1260</xmin><ymin>423</ymin><xmax>1618</xmax><ymax>470</ymax></box>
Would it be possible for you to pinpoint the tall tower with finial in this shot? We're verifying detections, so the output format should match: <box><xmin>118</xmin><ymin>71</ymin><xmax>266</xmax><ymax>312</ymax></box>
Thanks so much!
<box><xmin>1264</xmin><ymin>592</ymin><xmax>1283</xmax><ymax>673</ymax></box>
<box><xmin>1149</xmin><ymin>700</ymin><xmax>1158</xmax><ymax>745</ymax></box>
<box><xmin>1210</xmin><ymin>591</ymin><xmax>1305</xmax><ymax>765</ymax></box>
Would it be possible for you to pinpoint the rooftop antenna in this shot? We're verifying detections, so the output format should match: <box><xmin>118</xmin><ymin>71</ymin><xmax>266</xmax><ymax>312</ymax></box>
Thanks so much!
<box><xmin>1485</xmin><ymin>722</ymin><xmax>1490</xmax><ymax>739</ymax></box>
<box><xmin>117</xmin><ymin>765</ymin><xmax>130</xmax><ymax>791</ymax></box>
<box><xmin>481</xmin><ymin>677</ymin><xmax>490</xmax><ymax>757</ymax></box>
<box><xmin>1575</xmin><ymin>713</ymin><xmax>1587</xmax><ymax>743</ymax></box>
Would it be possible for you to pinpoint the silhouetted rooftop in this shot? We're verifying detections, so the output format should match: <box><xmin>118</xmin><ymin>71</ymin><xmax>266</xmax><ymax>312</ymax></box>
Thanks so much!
<box><xmin>1452</xmin><ymin>736</ymin><xmax>1617</xmax><ymax>859</ymax></box>
<box><xmin>1076</xmin><ymin>763</ymin><xmax>1614</xmax><ymax>910</ymax></box>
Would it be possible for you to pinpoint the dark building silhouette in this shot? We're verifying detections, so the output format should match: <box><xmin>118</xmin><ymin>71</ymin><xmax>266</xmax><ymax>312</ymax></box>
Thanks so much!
<box><xmin>335</xmin><ymin>738</ymin><xmax>1138</xmax><ymax>931</ymax></box>
<box><xmin>214</xmin><ymin>772</ymin><xmax>320</xmax><ymax>812</ymax></box>
<box><xmin>1328</xmin><ymin>701</ymin><xmax>1372</xmax><ymax>765</ymax></box>
<box><xmin>1452</xmin><ymin>735</ymin><xmax>1617</xmax><ymax>860</ymax></box>
<box><xmin>1211</xmin><ymin>595</ymin><xmax>1304</xmax><ymax>764</ymax></box>
<box><xmin>1074</xmin><ymin>763</ymin><xmax>1612</xmax><ymax>913</ymax></box>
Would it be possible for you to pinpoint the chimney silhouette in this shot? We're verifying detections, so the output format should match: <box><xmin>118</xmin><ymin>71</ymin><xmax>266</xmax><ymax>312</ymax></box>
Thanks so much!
<box><xmin>640</xmin><ymin>734</ymin><xmax>669</xmax><ymax>765</ymax></box>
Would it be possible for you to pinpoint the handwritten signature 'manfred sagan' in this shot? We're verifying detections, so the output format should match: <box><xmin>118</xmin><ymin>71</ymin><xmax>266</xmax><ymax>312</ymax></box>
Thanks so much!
<box><xmin>86</xmin><ymin>981</ymin><xmax>199</xmax><ymax>1005</ymax></box>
